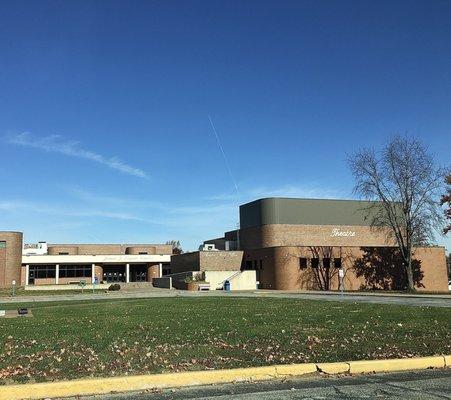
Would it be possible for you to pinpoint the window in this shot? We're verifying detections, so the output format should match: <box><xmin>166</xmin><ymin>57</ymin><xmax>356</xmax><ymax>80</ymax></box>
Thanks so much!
<box><xmin>138</xmin><ymin>252</ymin><xmax>148</xmax><ymax>255</ymax></box>
<box><xmin>299</xmin><ymin>258</ymin><xmax>307</xmax><ymax>269</ymax></box>
<box><xmin>59</xmin><ymin>265</ymin><xmax>92</xmax><ymax>278</ymax></box>
<box><xmin>0</xmin><ymin>241</ymin><xmax>6</xmax><ymax>249</ymax></box>
<box><xmin>334</xmin><ymin>258</ymin><xmax>342</xmax><ymax>269</ymax></box>
<box><xmin>245</xmin><ymin>260</ymin><xmax>253</xmax><ymax>270</ymax></box>
<box><xmin>323</xmin><ymin>258</ymin><xmax>331</xmax><ymax>269</ymax></box>
<box><xmin>29</xmin><ymin>265</ymin><xmax>56</xmax><ymax>279</ymax></box>
<box><xmin>59</xmin><ymin>252</ymin><xmax>69</xmax><ymax>255</ymax></box>
<box><xmin>311</xmin><ymin>258</ymin><xmax>319</xmax><ymax>268</ymax></box>
<box><xmin>259</xmin><ymin>260</ymin><xmax>263</xmax><ymax>270</ymax></box>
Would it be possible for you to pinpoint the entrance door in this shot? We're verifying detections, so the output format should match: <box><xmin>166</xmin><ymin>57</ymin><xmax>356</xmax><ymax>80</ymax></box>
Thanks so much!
<box><xmin>102</xmin><ymin>265</ymin><xmax>126</xmax><ymax>283</ymax></box>
<box><xmin>130</xmin><ymin>264</ymin><xmax>147</xmax><ymax>282</ymax></box>
<box><xmin>28</xmin><ymin>269</ymin><xmax>35</xmax><ymax>285</ymax></box>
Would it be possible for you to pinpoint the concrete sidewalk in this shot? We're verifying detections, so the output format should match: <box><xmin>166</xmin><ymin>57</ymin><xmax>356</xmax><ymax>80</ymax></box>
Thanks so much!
<box><xmin>1</xmin><ymin>287</ymin><xmax>450</xmax><ymax>307</ymax></box>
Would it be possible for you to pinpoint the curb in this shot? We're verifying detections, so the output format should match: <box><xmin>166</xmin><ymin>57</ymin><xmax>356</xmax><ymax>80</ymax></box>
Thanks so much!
<box><xmin>0</xmin><ymin>355</ymin><xmax>448</xmax><ymax>400</ymax></box>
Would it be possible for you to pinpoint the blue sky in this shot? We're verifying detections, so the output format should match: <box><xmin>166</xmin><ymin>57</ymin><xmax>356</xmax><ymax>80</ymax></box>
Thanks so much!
<box><xmin>1</xmin><ymin>0</ymin><xmax>450</xmax><ymax>251</ymax></box>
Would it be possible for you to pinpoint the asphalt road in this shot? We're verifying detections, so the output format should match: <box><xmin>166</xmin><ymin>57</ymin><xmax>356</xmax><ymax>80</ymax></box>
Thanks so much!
<box><xmin>1</xmin><ymin>288</ymin><xmax>451</xmax><ymax>307</ymax></box>
<box><xmin>74</xmin><ymin>369</ymin><xmax>451</xmax><ymax>400</ymax></box>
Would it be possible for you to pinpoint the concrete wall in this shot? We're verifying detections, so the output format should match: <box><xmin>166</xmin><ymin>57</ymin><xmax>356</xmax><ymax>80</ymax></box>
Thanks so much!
<box><xmin>204</xmin><ymin>270</ymin><xmax>257</xmax><ymax>290</ymax></box>
<box><xmin>243</xmin><ymin>245</ymin><xmax>448</xmax><ymax>292</ymax></box>
<box><xmin>153</xmin><ymin>276</ymin><xmax>172</xmax><ymax>289</ymax></box>
<box><xmin>0</xmin><ymin>231</ymin><xmax>23</xmax><ymax>288</ymax></box>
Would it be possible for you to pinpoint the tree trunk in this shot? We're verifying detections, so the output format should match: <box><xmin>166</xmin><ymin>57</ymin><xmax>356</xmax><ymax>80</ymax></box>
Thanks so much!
<box><xmin>406</xmin><ymin>256</ymin><xmax>415</xmax><ymax>291</ymax></box>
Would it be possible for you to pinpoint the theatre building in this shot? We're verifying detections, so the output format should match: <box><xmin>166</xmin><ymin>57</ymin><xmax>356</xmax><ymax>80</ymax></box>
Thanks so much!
<box><xmin>204</xmin><ymin>198</ymin><xmax>449</xmax><ymax>292</ymax></box>
<box><xmin>0</xmin><ymin>233</ymin><xmax>171</xmax><ymax>288</ymax></box>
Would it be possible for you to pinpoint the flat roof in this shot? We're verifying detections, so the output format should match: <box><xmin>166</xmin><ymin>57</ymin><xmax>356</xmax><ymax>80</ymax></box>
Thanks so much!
<box><xmin>239</xmin><ymin>197</ymin><xmax>385</xmax><ymax>229</ymax></box>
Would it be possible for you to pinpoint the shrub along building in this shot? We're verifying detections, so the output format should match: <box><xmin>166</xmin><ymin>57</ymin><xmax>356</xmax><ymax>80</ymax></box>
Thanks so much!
<box><xmin>0</xmin><ymin>232</ymin><xmax>171</xmax><ymax>288</ymax></box>
<box><xmin>202</xmin><ymin>198</ymin><xmax>448</xmax><ymax>291</ymax></box>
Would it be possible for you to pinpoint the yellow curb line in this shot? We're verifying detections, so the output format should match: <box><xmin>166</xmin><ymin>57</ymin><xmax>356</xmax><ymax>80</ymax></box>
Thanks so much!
<box><xmin>0</xmin><ymin>356</ymin><xmax>448</xmax><ymax>400</ymax></box>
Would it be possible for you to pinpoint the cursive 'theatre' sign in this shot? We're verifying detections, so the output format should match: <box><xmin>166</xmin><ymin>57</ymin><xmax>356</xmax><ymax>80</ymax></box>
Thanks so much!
<box><xmin>330</xmin><ymin>228</ymin><xmax>356</xmax><ymax>237</ymax></box>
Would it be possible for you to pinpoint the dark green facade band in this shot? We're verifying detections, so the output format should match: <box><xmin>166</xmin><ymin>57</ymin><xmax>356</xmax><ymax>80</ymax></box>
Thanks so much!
<box><xmin>239</xmin><ymin>198</ymin><xmax>384</xmax><ymax>229</ymax></box>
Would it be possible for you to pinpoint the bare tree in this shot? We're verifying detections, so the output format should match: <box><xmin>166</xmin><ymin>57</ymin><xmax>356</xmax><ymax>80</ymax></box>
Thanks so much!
<box><xmin>165</xmin><ymin>240</ymin><xmax>183</xmax><ymax>255</ymax></box>
<box><xmin>348</xmin><ymin>135</ymin><xmax>445</xmax><ymax>291</ymax></box>
<box><xmin>307</xmin><ymin>247</ymin><xmax>337</xmax><ymax>291</ymax></box>
<box><xmin>441</xmin><ymin>173</ymin><xmax>451</xmax><ymax>235</ymax></box>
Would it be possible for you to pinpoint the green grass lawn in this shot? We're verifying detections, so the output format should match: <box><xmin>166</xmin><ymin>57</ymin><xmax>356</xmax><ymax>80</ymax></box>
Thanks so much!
<box><xmin>0</xmin><ymin>297</ymin><xmax>450</xmax><ymax>384</ymax></box>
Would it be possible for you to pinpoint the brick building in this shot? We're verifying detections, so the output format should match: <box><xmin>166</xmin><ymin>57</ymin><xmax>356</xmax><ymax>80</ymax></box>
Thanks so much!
<box><xmin>0</xmin><ymin>232</ymin><xmax>172</xmax><ymax>288</ymax></box>
<box><xmin>204</xmin><ymin>198</ymin><xmax>449</xmax><ymax>292</ymax></box>
<box><xmin>1</xmin><ymin>197</ymin><xmax>448</xmax><ymax>291</ymax></box>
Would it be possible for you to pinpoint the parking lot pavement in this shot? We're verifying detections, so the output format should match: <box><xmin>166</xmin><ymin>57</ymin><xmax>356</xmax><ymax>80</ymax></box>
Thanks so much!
<box><xmin>75</xmin><ymin>369</ymin><xmax>451</xmax><ymax>400</ymax></box>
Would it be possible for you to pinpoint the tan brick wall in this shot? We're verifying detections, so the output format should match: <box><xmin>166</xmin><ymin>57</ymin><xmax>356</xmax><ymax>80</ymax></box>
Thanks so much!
<box><xmin>0</xmin><ymin>232</ymin><xmax>23</xmax><ymax>288</ymax></box>
<box><xmin>171</xmin><ymin>251</ymin><xmax>244</xmax><ymax>274</ymax></box>
<box><xmin>244</xmin><ymin>245</ymin><xmax>447</xmax><ymax>292</ymax></box>
<box><xmin>199</xmin><ymin>251</ymin><xmax>243</xmax><ymax>271</ymax></box>
<box><xmin>47</xmin><ymin>244</ymin><xmax>173</xmax><ymax>255</ymax></box>
<box><xmin>47</xmin><ymin>246</ymin><xmax>79</xmax><ymax>255</ymax></box>
<box><xmin>239</xmin><ymin>224</ymin><xmax>394</xmax><ymax>250</ymax></box>
<box><xmin>0</xmin><ymin>247</ymin><xmax>6</xmax><ymax>287</ymax></box>
<box><xmin>20</xmin><ymin>266</ymin><xmax>27</xmax><ymax>286</ymax></box>
<box><xmin>411</xmin><ymin>247</ymin><xmax>448</xmax><ymax>292</ymax></box>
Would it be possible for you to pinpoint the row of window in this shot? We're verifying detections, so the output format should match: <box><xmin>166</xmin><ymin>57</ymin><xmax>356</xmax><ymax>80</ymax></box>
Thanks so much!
<box><xmin>59</xmin><ymin>265</ymin><xmax>92</xmax><ymax>278</ymax></box>
<box><xmin>299</xmin><ymin>257</ymin><xmax>342</xmax><ymax>269</ymax></box>
<box><xmin>29</xmin><ymin>265</ymin><xmax>92</xmax><ymax>279</ymax></box>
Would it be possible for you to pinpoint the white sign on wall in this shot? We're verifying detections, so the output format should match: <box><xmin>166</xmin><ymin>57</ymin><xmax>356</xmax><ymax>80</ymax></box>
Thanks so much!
<box><xmin>330</xmin><ymin>228</ymin><xmax>356</xmax><ymax>237</ymax></box>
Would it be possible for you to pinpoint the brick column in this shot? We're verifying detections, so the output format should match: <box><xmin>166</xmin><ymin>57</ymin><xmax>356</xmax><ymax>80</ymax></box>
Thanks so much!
<box><xmin>147</xmin><ymin>263</ymin><xmax>159</xmax><ymax>282</ymax></box>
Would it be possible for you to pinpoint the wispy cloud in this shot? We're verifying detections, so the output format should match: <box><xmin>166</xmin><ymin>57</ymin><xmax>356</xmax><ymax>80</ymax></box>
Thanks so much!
<box><xmin>6</xmin><ymin>132</ymin><xmax>148</xmax><ymax>178</ymax></box>
<box><xmin>0</xmin><ymin>200</ymin><xmax>148</xmax><ymax>222</ymax></box>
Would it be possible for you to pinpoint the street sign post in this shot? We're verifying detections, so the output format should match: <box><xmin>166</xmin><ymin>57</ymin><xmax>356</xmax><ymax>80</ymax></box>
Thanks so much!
<box><xmin>338</xmin><ymin>269</ymin><xmax>344</xmax><ymax>298</ymax></box>
<box><xmin>92</xmin><ymin>276</ymin><xmax>99</xmax><ymax>293</ymax></box>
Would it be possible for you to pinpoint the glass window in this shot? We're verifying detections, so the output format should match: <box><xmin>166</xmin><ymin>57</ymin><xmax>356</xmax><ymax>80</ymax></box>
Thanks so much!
<box><xmin>59</xmin><ymin>265</ymin><xmax>92</xmax><ymax>278</ymax></box>
<box><xmin>311</xmin><ymin>258</ymin><xmax>319</xmax><ymax>268</ymax></box>
<box><xmin>138</xmin><ymin>252</ymin><xmax>148</xmax><ymax>255</ymax></box>
<box><xmin>59</xmin><ymin>252</ymin><xmax>69</xmax><ymax>255</ymax></box>
<box><xmin>334</xmin><ymin>258</ymin><xmax>342</xmax><ymax>269</ymax></box>
<box><xmin>299</xmin><ymin>258</ymin><xmax>307</xmax><ymax>269</ymax></box>
<box><xmin>0</xmin><ymin>241</ymin><xmax>6</xmax><ymax>249</ymax></box>
<box><xmin>323</xmin><ymin>258</ymin><xmax>331</xmax><ymax>269</ymax></box>
<box><xmin>29</xmin><ymin>265</ymin><xmax>56</xmax><ymax>279</ymax></box>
